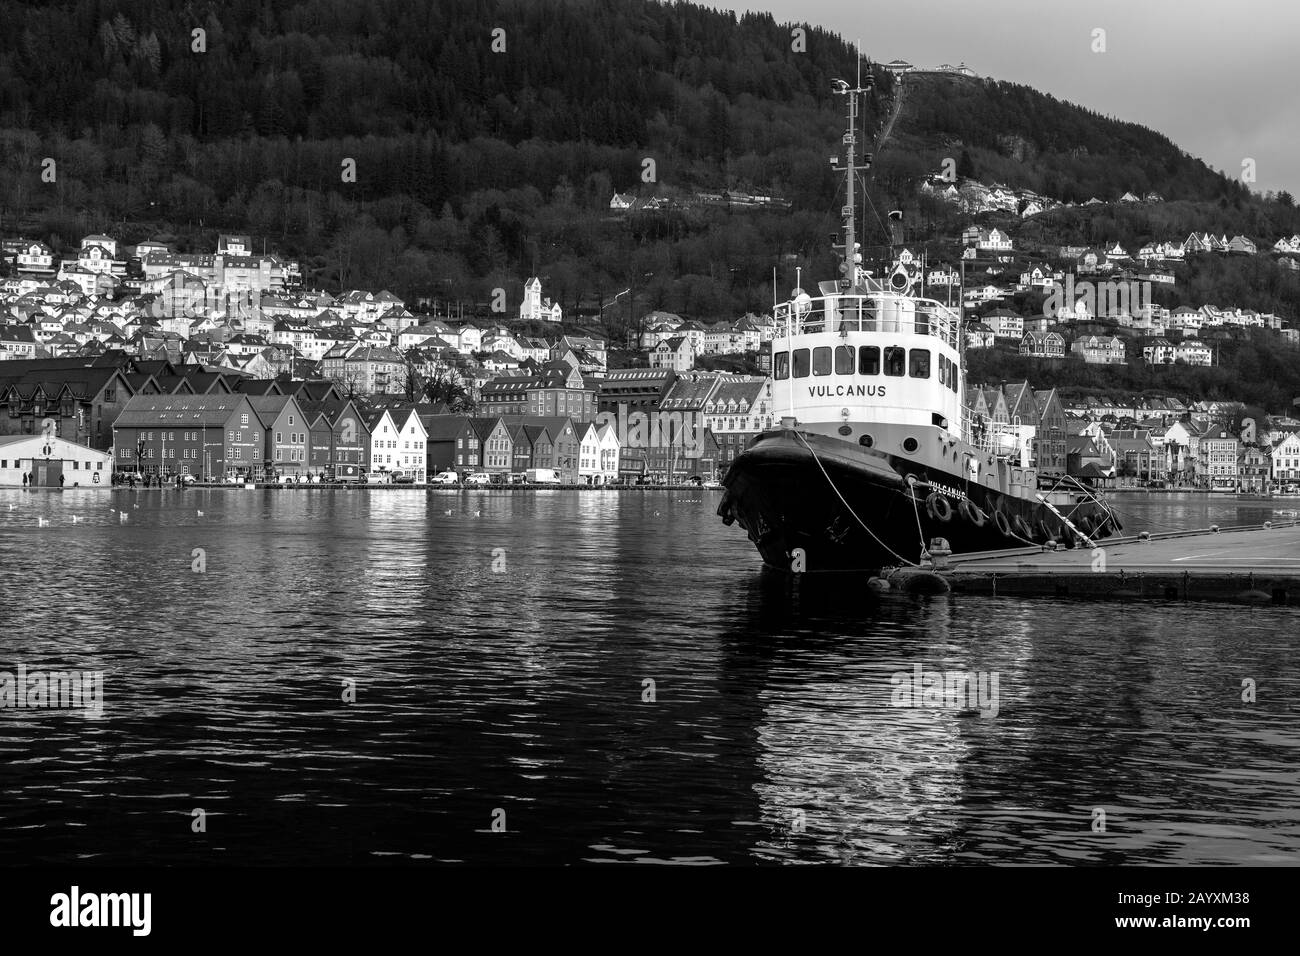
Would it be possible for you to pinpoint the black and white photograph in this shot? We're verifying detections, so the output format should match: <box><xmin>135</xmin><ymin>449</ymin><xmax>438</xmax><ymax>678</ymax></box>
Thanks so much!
<box><xmin>0</xmin><ymin>0</ymin><xmax>1292</xmax><ymax>937</ymax></box>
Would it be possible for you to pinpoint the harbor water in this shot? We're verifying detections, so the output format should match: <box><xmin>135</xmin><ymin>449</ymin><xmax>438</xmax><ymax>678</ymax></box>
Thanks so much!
<box><xmin>1</xmin><ymin>487</ymin><xmax>1297</xmax><ymax>865</ymax></box>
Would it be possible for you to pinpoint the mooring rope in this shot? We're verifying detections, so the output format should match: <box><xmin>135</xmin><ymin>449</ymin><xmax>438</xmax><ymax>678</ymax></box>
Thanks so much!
<box><xmin>793</xmin><ymin>431</ymin><xmax>919</xmax><ymax>568</ymax></box>
<box><xmin>906</xmin><ymin>476</ymin><xmax>933</xmax><ymax>559</ymax></box>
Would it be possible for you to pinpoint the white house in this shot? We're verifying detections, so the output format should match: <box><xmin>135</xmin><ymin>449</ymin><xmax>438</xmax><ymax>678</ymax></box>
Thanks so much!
<box><xmin>365</xmin><ymin>408</ymin><xmax>400</xmax><ymax>475</ymax></box>
<box><xmin>649</xmin><ymin>336</ymin><xmax>697</xmax><ymax>372</ymax></box>
<box><xmin>519</xmin><ymin>277</ymin><xmax>563</xmax><ymax>323</ymax></box>
<box><xmin>596</xmin><ymin>421</ymin><xmax>620</xmax><ymax>484</ymax></box>
<box><xmin>1020</xmin><ymin>331</ymin><xmax>1065</xmax><ymax>358</ymax></box>
<box><xmin>1270</xmin><ymin>432</ymin><xmax>1300</xmax><ymax>482</ymax></box>
<box><xmin>16</xmin><ymin>242</ymin><xmax>55</xmax><ymax>275</ymax></box>
<box><xmin>964</xmin><ymin>322</ymin><xmax>995</xmax><ymax>349</ymax></box>
<box><xmin>391</xmin><ymin>407</ymin><xmax>428</xmax><ymax>481</ymax></box>
<box><xmin>1142</xmin><ymin>339</ymin><xmax>1177</xmax><ymax>364</ymax></box>
<box><xmin>976</xmin><ymin>228</ymin><xmax>1014</xmax><ymax>252</ymax></box>
<box><xmin>450</xmin><ymin>324</ymin><xmax>483</xmax><ymax>353</ymax></box>
<box><xmin>983</xmin><ymin>309</ymin><xmax>1023</xmax><ymax>339</ymax></box>
<box><xmin>576</xmin><ymin>421</ymin><xmax>605</xmax><ymax>485</ymax></box>
<box><xmin>1174</xmin><ymin>342</ymin><xmax>1212</xmax><ymax>366</ymax></box>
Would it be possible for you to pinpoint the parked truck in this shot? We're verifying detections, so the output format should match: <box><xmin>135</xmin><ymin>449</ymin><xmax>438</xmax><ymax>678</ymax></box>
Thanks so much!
<box><xmin>525</xmin><ymin>468</ymin><xmax>562</xmax><ymax>485</ymax></box>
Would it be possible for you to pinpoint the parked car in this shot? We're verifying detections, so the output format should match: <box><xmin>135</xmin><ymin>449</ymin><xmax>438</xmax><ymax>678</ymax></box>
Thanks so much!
<box><xmin>393</xmin><ymin>472</ymin><xmax>416</xmax><ymax>484</ymax></box>
<box><xmin>431</xmin><ymin>471</ymin><xmax>460</xmax><ymax>485</ymax></box>
<box><xmin>465</xmin><ymin>472</ymin><xmax>491</xmax><ymax>485</ymax></box>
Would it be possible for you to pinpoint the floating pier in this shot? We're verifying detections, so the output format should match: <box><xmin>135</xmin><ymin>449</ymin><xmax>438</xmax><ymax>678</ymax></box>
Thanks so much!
<box><xmin>934</xmin><ymin>520</ymin><xmax>1300</xmax><ymax>605</ymax></box>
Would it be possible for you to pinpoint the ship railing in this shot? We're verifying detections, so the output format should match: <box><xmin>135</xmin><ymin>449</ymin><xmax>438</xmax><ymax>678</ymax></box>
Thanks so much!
<box><xmin>962</xmin><ymin>410</ymin><xmax>1022</xmax><ymax>455</ymax></box>
<box><xmin>774</xmin><ymin>294</ymin><xmax>961</xmax><ymax>350</ymax></box>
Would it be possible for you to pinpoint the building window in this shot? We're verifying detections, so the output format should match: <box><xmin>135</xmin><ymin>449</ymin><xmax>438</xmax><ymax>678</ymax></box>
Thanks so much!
<box><xmin>834</xmin><ymin>345</ymin><xmax>855</xmax><ymax>375</ymax></box>
<box><xmin>859</xmin><ymin>346</ymin><xmax>880</xmax><ymax>375</ymax></box>
<box><xmin>812</xmin><ymin>346</ymin><xmax>832</xmax><ymax>376</ymax></box>
<box><xmin>909</xmin><ymin>349</ymin><xmax>931</xmax><ymax>378</ymax></box>
<box><xmin>792</xmin><ymin>348</ymin><xmax>810</xmax><ymax>378</ymax></box>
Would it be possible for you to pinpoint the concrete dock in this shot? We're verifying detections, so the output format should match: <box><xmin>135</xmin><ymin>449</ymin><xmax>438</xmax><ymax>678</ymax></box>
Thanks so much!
<box><xmin>938</xmin><ymin>520</ymin><xmax>1300</xmax><ymax>605</ymax></box>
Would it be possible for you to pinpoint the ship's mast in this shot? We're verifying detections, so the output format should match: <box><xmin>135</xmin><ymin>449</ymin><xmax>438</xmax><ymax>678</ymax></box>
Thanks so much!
<box><xmin>831</xmin><ymin>67</ymin><xmax>873</xmax><ymax>290</ymax></box>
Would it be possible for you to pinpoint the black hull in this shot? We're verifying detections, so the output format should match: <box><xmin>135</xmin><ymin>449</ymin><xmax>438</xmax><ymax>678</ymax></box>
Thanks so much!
<box><xmin>718</xmin><ymin>430</ymin><xmax>1120</xmax><ymax>572</ymax></box>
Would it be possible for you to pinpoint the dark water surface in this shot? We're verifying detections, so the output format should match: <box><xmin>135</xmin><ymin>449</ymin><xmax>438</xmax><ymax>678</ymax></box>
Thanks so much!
<box><xmin>1</xmin><ymin>487</ymin><xmax>1297</xmax><ymax>865</ymax></box>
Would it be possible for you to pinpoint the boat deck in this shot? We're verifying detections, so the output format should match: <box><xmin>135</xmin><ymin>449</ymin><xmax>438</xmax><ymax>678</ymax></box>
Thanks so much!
<box><xmin>936</xmin><ymin>520</ymin><xmax>1300</xmax><ymax>604</ymax></box>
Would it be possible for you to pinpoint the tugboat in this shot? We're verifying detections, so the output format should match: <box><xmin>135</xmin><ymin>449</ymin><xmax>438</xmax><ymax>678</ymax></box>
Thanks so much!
<box><xmin>718</xmin><ymin>72</ymin><xmax>1119</xmax><ymax>571</ymax></box>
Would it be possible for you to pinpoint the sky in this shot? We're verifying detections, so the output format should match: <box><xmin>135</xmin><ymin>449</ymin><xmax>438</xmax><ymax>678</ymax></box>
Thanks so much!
<box><xmin>720</xmin><ymin>0</ymin><xmax>1299</xmax><ymax>196</ymax></box>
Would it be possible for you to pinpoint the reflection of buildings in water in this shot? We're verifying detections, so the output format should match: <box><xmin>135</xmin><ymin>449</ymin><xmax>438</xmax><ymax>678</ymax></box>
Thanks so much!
<box><xmin>358</xmin><ymin>494</ymin><xmax>429</xmax><ymax>619</ymax></box>
<box><xmin>740</xmin><ymin>580</ymin><xmax>1041</xmax><ymax>864</ymax></box>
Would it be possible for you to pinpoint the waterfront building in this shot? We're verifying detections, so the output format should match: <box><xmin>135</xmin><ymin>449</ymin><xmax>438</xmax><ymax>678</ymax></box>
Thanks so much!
<box><xmin>248</xmin><ymin>395</ymin><xmax>309</xmax><ymax>478</ymax></box>
<box><xmin>0</xmin><ymin>432</ymin><xmax>113</xmax><ymax>487</ymax></box>
<box><xmin>478</xmin><ymin>360</ymin><xmax>595</xmax><ymax>420</ymax></box>
<box><xmin>300</xmin><ymin>397</ymin><xmax>369</xmax><ymax>478</ymax></box>
<box><xmin>113</xmin><ymin>393</ymin><xmax>262</xmax><ymax>479</ymax></box>
<box><xmin>468</xmin><ymin>417</ymin><xmax>512</xmax><ymax>475</ymax></box>
<box><xmin>0</xmin><ymin>358</ymin><xmax>137</xmax><ymax>450</ymax></box>
<box><xmin>1198</xmin><ymin>429</ymin><xmax>1240</xmax><ymax>487</ymax></box>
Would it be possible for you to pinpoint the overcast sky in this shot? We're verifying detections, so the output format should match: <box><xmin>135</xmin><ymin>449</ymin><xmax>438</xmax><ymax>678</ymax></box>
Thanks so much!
<box><xmin>723</xmin><ymin>0</ymin><xmax>1297</xmax><ymax>195</ymax></box>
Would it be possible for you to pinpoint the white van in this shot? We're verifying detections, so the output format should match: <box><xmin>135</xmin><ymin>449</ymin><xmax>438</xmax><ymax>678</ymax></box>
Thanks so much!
<box><xmin>525</xmin><ymin>468</ymin><xmax>562</xmax><ymax>485</ymax></box>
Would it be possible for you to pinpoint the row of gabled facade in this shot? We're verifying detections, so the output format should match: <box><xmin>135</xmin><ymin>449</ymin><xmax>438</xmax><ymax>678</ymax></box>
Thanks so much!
<box><xmin>965</xmin><ymin>382</ymin><xmax>1069</xmax><ymax>477</ymax></box>
<box><xmin>1066</xmin><ymin>417</ymin><xmax>1300</xmax><ymax>490</ymax></box>
<box><xmin>113</xmin><ymin>388</ymin><xmax>426</xmax><ymax>481</ymax></box>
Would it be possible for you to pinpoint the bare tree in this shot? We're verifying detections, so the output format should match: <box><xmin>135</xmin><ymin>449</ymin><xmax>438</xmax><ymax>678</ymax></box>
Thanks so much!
<box><xmin>399</xmin><ymin>348</ymin><xmax>425</xmax><ymax>402</ymax></box>
<box><xmin>329</xmin><ymin>366</ymin><xmax>363</xmax><ymax>401</ymax></box>
<box><xmin>422</xmin><ymin>365</ymin><xmax>475</xmax><ymax>412</ymax></box>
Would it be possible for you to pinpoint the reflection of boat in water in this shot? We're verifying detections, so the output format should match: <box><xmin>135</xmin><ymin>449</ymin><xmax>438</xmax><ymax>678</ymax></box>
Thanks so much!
<box><xmin>718</xmin><ymin>68</ymin><xmax>1118</xmax><ymax>572</ymax></box>
<box><xmin>725</xmin><ymin>575</ymin><xmax>1037</xmax><ymax>864</ymax></box>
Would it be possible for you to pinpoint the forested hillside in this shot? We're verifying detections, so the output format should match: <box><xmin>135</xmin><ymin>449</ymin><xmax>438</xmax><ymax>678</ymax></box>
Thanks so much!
<box><xmin>0</xmin><ymin>0</ymin><xmax>1280</xmax><ymax>334</ymax></box>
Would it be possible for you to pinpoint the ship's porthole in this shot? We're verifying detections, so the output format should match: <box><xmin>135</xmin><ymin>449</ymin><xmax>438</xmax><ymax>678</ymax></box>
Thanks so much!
<box><xmin>902</xmin><ymin>437</ymin><xmax>919</xmax><ymax>453</ymax></box>
<box><xmin>838</xmin><ymin>425</ymin><xmax>852</xmax><ymax>436</ymax></box>
<box><xmin>859</xmin><ymin>435</ymin><xmax>874</xmax><ymax>448</ymax></box>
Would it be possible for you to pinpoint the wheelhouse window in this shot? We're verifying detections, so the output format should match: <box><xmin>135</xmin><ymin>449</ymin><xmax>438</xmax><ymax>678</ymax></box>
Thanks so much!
<box><xmin>834</xmin><ymin>345</ymin><xmax>855</xmax><ymax>374</ymax></box>
<box><xmin>909</xmin><ymin>349</ymin><xmax>930</xmax><ymax>378</ymax></box>
<box><xmin>792</xmin><ymin>348</ymin><xmax>810</xmax><ymax>378</ymax></box>
<box><xmin>938</xmin><ymin>354</ymin><xmax>949</xmax><ymax>387</ymax></box>
<box><xmin>884</xmin><ymin>347</ymin><xmax>906</xmax><ymax>376</ymax></box>
<box><xmin>812</xmin><ymin>346</ymin><xmax>832</xmax><ymax>376</ymax></box>
<box><xmin>858</xmin><ymin>346</ymin><xmax>880</xmax><ymax>375</ymax></box>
